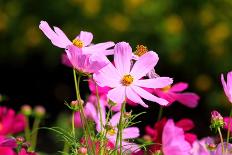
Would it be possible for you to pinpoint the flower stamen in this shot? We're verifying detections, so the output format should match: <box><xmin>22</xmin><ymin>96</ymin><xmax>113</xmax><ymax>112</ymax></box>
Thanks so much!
<box><xmin>134</xmin><ymin>45</ymin><xmax>148</xmax><ymax>57</ymax></box>
<box><xmin>121</xmin><ymin>74</ymin><xmax>133</xmax><ymax>86</ymax></box>
<box><xmin>161</xmin><ymin>85</ymin><xmax>171</xmax><ymax>92</ymax></box>
<box><xmin>72</xmin><ymin>39</ymin><xmax>84</xmax><ymax>48</ymax></box>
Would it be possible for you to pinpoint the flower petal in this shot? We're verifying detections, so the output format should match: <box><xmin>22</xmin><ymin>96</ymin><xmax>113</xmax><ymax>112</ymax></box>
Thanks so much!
<box><xmin>170</xmin><ymin>82</ymin><xmax>188</xmax><ymax>92</ymax></box>
<box><xmin>122</xmin><ymin>141</ymin><xmax>141</xmax><ymax>153</ymax></box>
<box><xmin>39</xmin><ymin>21</ymin><xmax>72</xmax><ymax>48</ymax></box>
<box><xmin>76</xmin><ymin>31</ymin><xmax>93</xmax><ymax>46</ymax></box>
<box><xmin>114</xmin><ymin>42</ymin><xmax>132</xmax><ymax>75</ymax></box>
<box><xmin>135</xmin><ymin>77</ymin><xmax>173</xmax><ymax>89</ymax></box>
<box><xmin>221</xmin><ymin>73</ymin><xmax>232</xmax><ymax>103</ymax></box>
<box><xmin>107</xmin><ymin>86</ymin><xmax>126</xmax><ymax>104</ymax></box>
<box><xmin>126</xmin><ymin>87</ymin><xmax>148</xmax><ymax>108</ymax></box>
<box><xmin>122</xmin><ymin>127</ymin><xmax>140</xmax><ymax>139</ymax></box>
<box><xmin>83</xmin><ymin>42</ymin><xmax>115</xmax><ymax>55</ymax></box>
<box><xmin>130</xmin><ymin>51</ymin><xmax>159</xmax><ymax>80</ymax></box>
<box><xmin>110</xmin><ymin>112</ymin><xmax>121</xmax><ymax>127</ymax></box>
<box><xmin>93</xmin><ymin>63</ymin><xmax>121</xmax><ymax>88</ymax></box>
<box><xmin>132</xmin><ymin>85</ymin><xmax>169</xmax><ymax>106</ymax></box>
<box><xmin>175</xmin><ymin>93</ymin><xmax>200</xmax><ymax>108</ymax></box>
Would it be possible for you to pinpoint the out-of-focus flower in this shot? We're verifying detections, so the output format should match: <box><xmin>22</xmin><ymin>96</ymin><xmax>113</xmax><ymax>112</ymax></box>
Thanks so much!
<box><xmin>94</xmin><ymin>42</ymin><xmax>173</xmax><ymax>108</ymax></box>
<box><xmin>145</xmin><ymin>118</ymin><xmax>196</xmax><ymax>153</ymax></box>
<box><xmin>21</xmin><ymin>105</ymin><xmax>32</xmax><ymax>116</ymax></box>
<box><xmin>34</xmin><ymin>105</ymin><xmax>46</xmax><ymax>118</ymax></box>
<box><xmin>162</xmin><ymin>119</ymin><xmax>192</xmax><ymax>155</ymax></box>
<box><xmin>39</xmin><ymin>21</ymin><xmax>115</xmax><ymax>55</ymax></box>
<box><xmin>62</xmin><ymin>45</ymin><xmax>108</xmax><ymax>74</ymax></box>
<box><xmin>153</xmin><ymin>82</ymin><xmax>200</xmax><ymax>108</ymax></box>
<box><xmin>221</xmin><ymin>71</ymin><xmax>232</xmax><ymax>103</ymax></box>
<box><xmin>0</xmin><ymin>107</ymin><xmax>26</xmax><ymax>135</ymax></box>
<box><xmin>0</xmin><ymin>136</ymin><xmax>16</xmax><ymax>155</ymax></box>
<box><xmin>18</xmin><ymin>148</ymin><xmax>37</xmax><ymax>155</ymax></box>
<box><xmin>96</xmin><ymin>112</ymin><xmax>140</xmax><ymax>153</ymax></box>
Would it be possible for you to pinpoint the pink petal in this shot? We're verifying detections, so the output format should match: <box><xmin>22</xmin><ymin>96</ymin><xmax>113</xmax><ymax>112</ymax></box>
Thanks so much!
<box><xmin>126</xmin><ymin>87</ymin><xmax>148</xmax><ymax>108</ymax></box>
<box><xmin>93</xmin><ymin>63</ymin><xmax>121</xmax><ymax>88</ymax></box>
<box><xmin>85</xmin><ymin>102</ymin><xmax>98</xmax><ymax>122</ymax></box>
<box><xmin>0</xmin><ymin>147</ymin><xmax>15</xmax><ymax>155</ymax></box>
<box><xmin>76</xmin><ymin>31</ymin><xmax>93</xmax><ymax>46</ymax></box>
<box><xmin>170</xmin><ymin>82</ymin><xmax>188</xmax><ymax>92</ymax></box>
<box><xmin>121</xmin><ymin>141</ymin><xmax>140</xmax><ymax>153</ymax></box>
<box><xmin>184</xmin><ymin>133</ymin><xmax>197</xmax><ymax>144</ymax></box>
<box><xmin>130</xmin><ymin>51</ymin><xmax>159</xmax><ymax>80</ymax></box>
<box><xmin>114</xmin><ymin>42</ymin><xmax>132</xmax><ymax>75</ymax></box>
<box><xmin>221</xmin><ymin>73</ymin><xmax>232</xmax><ymax>103</ymax></box>
<box><xmin>107</xmin><ymin>86</ymin><xmax>126</xmax><ymax>104</ymax></box>
<box><xmin>175</xmin><ymin>93</ymin><xmax>200</xmax><ymax>108</ymax></box>
<box><xmin>83</xmin><ymin>42</ymin><xmax>115</xmax><ymax>55</ymax></box>
<box><xmin>224</xmin><ymin>117</ymin><xmax>232</xmax><ymax>131</ymax></box>
<box><xmin>109</xmin><ymin>112</ymin><xmax>121</xmax><ymax>127</ymax></box>
<box><xmin>176</xmin><ymin>119</ymin><xmax>195</xmax><ymax>131</ymax></box>
<box><xmin>135</xmin><ymin>77</ymin><xmax>173</xmax><ymax>89</ymax></box>
<box><xmin>162</xmin><ymin>119</ymin><xmax>191</xmax><ymax>155</ymax></box>
<box><xmin>132</xmin><ymin>85</ymin><xmax>169</xmax><ymax>106</ymax></box>
<box><xmin>122</xmin><ymin>127</ymin><xmax>140</xmax><ymax>139</ymax></box>
<box><xmin>153</xmin><ymin>89</ymin><xmax>176</xmax><ymax>104</ymax></box>
<box><xmin>39</xmin><ymin>21</ymin><xmax>71</xmax><ymax>48</ymax></box>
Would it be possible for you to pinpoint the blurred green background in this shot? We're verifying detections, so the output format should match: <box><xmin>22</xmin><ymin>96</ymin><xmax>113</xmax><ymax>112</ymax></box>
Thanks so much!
<box><xmin>1</xmin><ymin>0</ymin><xmax>232</xmax><ymax>153</ymax></box>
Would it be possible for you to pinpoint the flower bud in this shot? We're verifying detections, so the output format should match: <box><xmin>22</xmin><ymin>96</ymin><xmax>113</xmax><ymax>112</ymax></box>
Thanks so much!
<box><xmin>21</xmin><ymin>105</ymin><xmax>32</xmax><ymax>116</ymax></box>
<box><xmin>108</xmin><ymin>100</ymin><xmax>117</xmax><ymax>107</ymax></box>
<box><xmin>143</xmin><ymin>135</ymin><xmax>152</xmax><ymax>142</ymax></box>
<box><xmin>124</xmin><ymin>111</ymin><xmax>132</xmax><ymax>118</ymax></box>
<box><xmin>210</xmin><ymin>110</ymin><xmax>224</xmax><ymax>129</ymax></box>
<box><xmin>34</xmin><ymin>105</ymin><xmax>46</xmax><ymax>118</ymax></box>
<box><xmin>78</xmin><ymin>147</ymin><xmax>87</xmax><ymax>155</ymax></box>
<box><xmin>16</xmin><ymin>136</ymin><xmax>25</xmax><ymax>143</ymax></box>
<box><xmin>22</xmin><ymin>142</ymin><xmax>31</xmax><ymax>149</ymax></box>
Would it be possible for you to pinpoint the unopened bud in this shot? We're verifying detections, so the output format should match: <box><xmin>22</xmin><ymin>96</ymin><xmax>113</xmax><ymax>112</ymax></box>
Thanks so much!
<box><xmin>124</xmin><ymin>111</ymin><xmax>132</xmax><ymax>118</ymax></box>
<box><xmin>21</xmin><ymin>105</ymin><xmax>32</xmax><ymax>116</ymax></box>
<box><xmin>34</xmin><ymin>105</ymin><xmax>46</xmax><ymax>118</ymax></box>
<box><xmin>143</xmin><ymin>135</ymin><xmax>152</xmax><ymax>142</ymax></box>
<box><xmin>154</xmin><ymin>150</ymin><xmax>162</xmax><ymax>155</ymax></box>
<box><xmin>16</xmin><ymin>136</ymin><xmax>25</xmax><ymax>143</ymax></box>
<box><xmin>207</xmin><ymin>143</ymin><xmax>216</xmax><ymax>151</ymax></box>
<box><xmin>78</xmin><ymin>147</ymin><xmax>87</xmax><ymax>155</ymax></box>
<box><xmin>22</xmin><ymin>142</ymin><xmax>31</xmax><ymax>149</ymax></box>
<box><xmin>210</xmin><ymin>110</ymin><xmax>224</xmax><ymax>129</ymax></box>
<box><xmin>70</xmin><ymin>100</ymin><xmax>83</xmax><ymax>111</ymax></box>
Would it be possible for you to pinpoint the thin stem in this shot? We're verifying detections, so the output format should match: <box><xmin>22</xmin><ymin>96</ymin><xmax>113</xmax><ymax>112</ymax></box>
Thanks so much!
<box><xmin>31</xmin><ymin>117</ymin><xmax>41</xmax><ymax>150</ymax></box>
<box><xmin>226</xmin><ymin>107</ymin><xmax>232</xmax><ymax>153</ymax></box>
<box><xmin>157</xmin><ymin>106</ymin><xmax>163</xmax><ymax>121</ymax></box>
<box><xmin>218</xmin><ymin>127</ymin><xmax>225</xmax><ymax>154</ymax></box>
<box><xmin>24</xmin><ymin>117</ymin><xmax>31</xmax><ymax>142</ymax></box>
<box><xmin>115</xmin><ymin>101</ymin><xmax>126</xmax><ymax>155</ymax></box>
<box><xmin>95</xmin><ymin>83</ymin><xmax>104</xmax><ymax>155</ymax></box>
<box><xmin>72</xmin><ymin>111</ymin><xmax>75</xmax><ymax>137</ymax></box>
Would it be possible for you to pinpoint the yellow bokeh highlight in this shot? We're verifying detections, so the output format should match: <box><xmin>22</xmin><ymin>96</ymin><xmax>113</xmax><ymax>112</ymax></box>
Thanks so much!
<box><xmin>206</xmin><ymin>23</ymin><xmax>230</xmax><ymax>45</ymax></box>
<box><xmin>165</xmin><ymin>15</ymin><xmax>183</xmax><ymax>35</ymax></box>
<box><xmin>0</xmin><ymin>11</ymin><xmax>8</xmax><ymax>32</ymax></box>
<box><xmin>199</xmin><ymin>5</ymin><xmax>214</xmax><ymax>26</ymax></box>
<box><xmin>123</xmin><ymin>0</ymin><xmax>145</xmax><ymax>13</ymax></box>
<box><xmin>105</xmin><ymin>14</ymin><xmax>130</xmax><ymax>32</ymax></box>
<box><xmin>195</xmin><ymin>74</ymin><xmax>212</xmax><ymax>92</ymax></box>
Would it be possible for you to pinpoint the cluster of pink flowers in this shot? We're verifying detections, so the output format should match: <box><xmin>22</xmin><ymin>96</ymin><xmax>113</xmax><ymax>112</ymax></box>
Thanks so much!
<box><xmin>39</xmin><ymin>20</ymin><xmax>232</xmax><ymax>155</ymax></box>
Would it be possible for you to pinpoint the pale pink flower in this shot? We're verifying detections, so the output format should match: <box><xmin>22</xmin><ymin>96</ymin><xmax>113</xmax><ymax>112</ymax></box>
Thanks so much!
<box><xmin>153</xmin><ymin>82</ymin><xmax>200</xmax><ymax>108</ymax></box>
<box><xmin>96</xmin><ymin>112</ymin><xmax>140</xmax><ymax>153</ymax></box>
<box><xmin>162</xmin><ymin>119</ymin><xmax>192</xmax><ymax>155</ymax></box>
<box><xmin>39</xmin><ymin>21</ymin><xmax>115</xmax><ymax>55</ymax></box>
<box><xmin>221</xmin><ymin>71</ymin><xmax>232</xmax><ymax>103</ymax></box>
<box><xmin>94</xmin><ymin>42</ymin><xmax>173</xmax><ymax>107</ymax></box>
<box><xmin>63</xmin><ymin>45</ymin><xmax>108</xmax><ymax>74</ymax></box>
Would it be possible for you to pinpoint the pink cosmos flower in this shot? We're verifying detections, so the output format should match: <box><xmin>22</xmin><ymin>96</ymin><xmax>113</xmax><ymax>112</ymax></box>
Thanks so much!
<box><xmin>96</xmin><ymin>112</ymin><xmax>140</xmax><ymax>153</ymax></box>
<box><xmin>0</xmin><ymin>107</ymin><xmax>26</xmax><ymax>135</ymax></box>
<box><xmin>153</xmin><ymin>82</ymin><xmax>200</xmax><ymax>108</ymax></box>
<box><xmin>94</xmin><ymin>42</ymin><xmax>173</xmax><ymax>107</ymax></box>
<box><xmin>18</xmin><ymin>148</ymin><xmax>37</xmax><ymax>155</ymax></box>
<box><xmin>162</xmin><ymin>119</ymin><xmax>192</xmax><ymax>155</ymax></box>
<box><xmin>62</xmin><ymin>45</ymin><xmax>108</xmax><ymax>74</ymax></box>
<box><xmin>39</xmin><ymin>21</ymin><xmax>115</xmax><ymax>55</ymax></box>
<box><xmin>0</xmin><ymin>136</ymin><xmax>16</xmax><ymax>155</ymax></box>
<box><xmin>221</xmin><ymin>71</ymin><xmax>232</xmax><ymax>103</ymax></box>
<box><xmin>145</xmin><ymin>117</ymin><xmax>196</xmax><ymax>153</ymax></box>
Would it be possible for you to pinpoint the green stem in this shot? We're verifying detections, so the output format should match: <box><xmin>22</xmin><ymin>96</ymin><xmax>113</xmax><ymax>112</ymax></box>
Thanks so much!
<box><xmin>157</xmin><ymin>106</ymin><xmax>163</xmax><ymax>121</ymax></box>
<box><xmin>72</xmin><ymin>111</ymin><xmax>75</xmax><ymax>137</ymax></box>
<box><xmin>115</xmin><ymin>101</ymin><xmax>126</xmax><ymax>155</ymax></box>
<box><xmin>218</xmin><ymin>127</ymin><xmax>225</xmax><ymax>154</ymax></box>
<box><xmin>24</xmin><ymin>116</ymin><xmax>31</xmax><ymax>142</ymax></box>
<box><xmin>72</xmin><ymin>69</ymin><xmax>95</xmax><ymax>154</ymax></box>
<box><xmin>63</xmin><ymin>141</ymin><xmax>69</xmax><ymax>154</ymax></box>
<box><xmin>31</xmin><ymin>117</ymin><xmax>41</xmax><ymax>150</ymax></box>
<box><xmin>95</xmin><ymin>83</ymin><xmax>104</xmax><ymax>155</ymax></box>
<box><xmin>226</xmin><ymin>107</ymin><xmax>232</xmax><ymax>153</ymax></box>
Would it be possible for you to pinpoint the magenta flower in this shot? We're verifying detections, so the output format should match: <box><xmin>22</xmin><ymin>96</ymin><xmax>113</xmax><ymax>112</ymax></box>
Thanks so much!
<box><xmin>221</xmin><ymin>71</ymin><xmax>232</xmax><ymax>103</ymax></box>
<box><xmin>39</xmin><ymin>21</ymin><xmax>115</xmax><ymax>55</ymax></box>
<box><xmin>162</xmin><ymin>119</ymin><xmax>192</xmax><ymax>155</ymax></box>
<box><xmin>0</xmin><ymin>107</ymin><xmax>26</xmax><ymax>135</ymax></box>
<box><xmin>94</xmin><ymin>42</ymin><xmax>173</xmax><ymax>107</ymax></box>
<box><xmin>62</xmin><ymin>45</ymin><xmax>108</xmax><ymax>74</ymax></box>
<box><xmin>96</xmin><ymin>112</ymin><xmax>140</xmax><ymax>153</ymax></box>
<box><xmin>153</xmin><ymin>82</ymin><xmax>200</xmax><ymax>108</ymax></box>
<box><xmin>0</xmin><ymin>136</ymin><xmax>16</xmax><ymax>155</ymax></box>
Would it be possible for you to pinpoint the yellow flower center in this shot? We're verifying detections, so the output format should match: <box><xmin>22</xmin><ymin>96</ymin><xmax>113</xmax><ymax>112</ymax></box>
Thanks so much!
<box><xmin>121</xmin><ymin>74</ymin><xmax>133</xmax><ymax>86</ymax></box>
<box><xmin>161</xmin><ymin>85</ymin><xmax>171</xmax><ymax>92</ymax></box>
<box><xmin>72</xmin><ymin>39</ymin><xmax>84</xmax><ymax>48</ymax></box>
<box><xmin>134</xmin><ymin>45</ymin><xmax>148</xmax><ymax>57</ymax></box>
<box><xmin>107</xmin><ymin>128</ymin><xmax>116</xmax><ymax>136</ymax></box>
